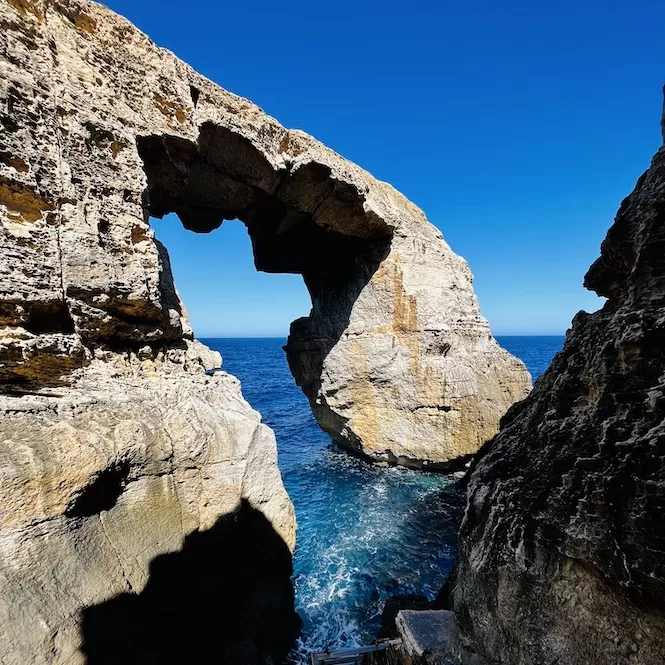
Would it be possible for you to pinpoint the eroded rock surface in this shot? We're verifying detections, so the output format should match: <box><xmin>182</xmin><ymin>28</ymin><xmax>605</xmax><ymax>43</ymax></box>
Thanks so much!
<box><xmin>0</xmin><ymin>342</ymin><xmax>298</xmax><ymax>664</ymax></box>
<box><xmin>450</xmin><ymin>109</ymin><xmax>665</xmax><ymax>664</ymax></box>
<box><xmin>1</xmin><ymin>0</ymin><xmax>529</xmax><ymax>472</ymax></box>
<box><xmin>0</xmin><ymin>0</ymin><xmax>533</xmax><ymax>657</ymax></box>
<box><xmin>1</xmin><ymin>1</ymin><xmax>301</xmax><ymax>662</ymax></box>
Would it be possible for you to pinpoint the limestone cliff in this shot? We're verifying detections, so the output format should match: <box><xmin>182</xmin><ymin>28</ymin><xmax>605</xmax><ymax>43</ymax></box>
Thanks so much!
<box><xmin>0</xmin><ymin>349</ymin><xmax>299</xmax><ymax>664</ymax></box>
<box><xmin>0</xmin><ymin>0</ymin><xmax>529</xmax><ymax>474</ymax></box>
<box><xmin>449</xmin><ymin>107</ymin><xmax>665</xmax><ymax>664</ymax></box>
<box><xmin>1</xmin><ymin>1</ymin><xmax>300</xmax><ymax>662</ymax></box>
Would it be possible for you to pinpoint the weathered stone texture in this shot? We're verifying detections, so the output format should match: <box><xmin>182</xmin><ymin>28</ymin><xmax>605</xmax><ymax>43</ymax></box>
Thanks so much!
<box><xmin>396</xmin><ymin>610</ymin><xmax>454</xmax><ymax>665</ymax></box>
<box><xmin>450</xmin><ymin>114</ymin><xmax>665</xmax><ymax>664</ymax></box>
<box><xmin>0</xmin><ymin>0</ymin><xmax>531</xmax><ymax>659</ymax></box>
<box><xmin>0</xmin><ymin>341</ymin><xmax>297</xmax><ymax>664</ymax></box>
<box><xmin>1</xmin><ymin>2</ymin><xmax>300</xmax><ymax>662</ymax></box>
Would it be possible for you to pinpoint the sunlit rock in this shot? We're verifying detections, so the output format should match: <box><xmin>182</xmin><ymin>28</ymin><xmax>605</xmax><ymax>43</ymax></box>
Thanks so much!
<box><xmin>2</xmin><ymin>0</ymin><xmax>528</xmax><ymax>469</ymax></box>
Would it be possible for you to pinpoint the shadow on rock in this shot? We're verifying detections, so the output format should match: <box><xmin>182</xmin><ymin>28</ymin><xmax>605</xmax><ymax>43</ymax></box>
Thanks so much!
<box><xmin>81</xmin><ymin>500</ymin><xmax>301</xmax><ymax>665</ymax></box>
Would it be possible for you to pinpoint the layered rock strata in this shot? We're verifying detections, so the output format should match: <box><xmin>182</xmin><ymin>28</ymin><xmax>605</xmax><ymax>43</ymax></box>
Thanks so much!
<box><xmin>449</xmin><ymin>107</ymin><xmax>665</xmax><ymax>664</ymax></box>
<box><xmin>0</xmin><ymin>347</ymin><xmax>298</xmax><ymax>664</ymax></box>
<box><xmin>0</xmin><ymin>0</ymin><xmax>529</xmax><ymax>472</ymax></box>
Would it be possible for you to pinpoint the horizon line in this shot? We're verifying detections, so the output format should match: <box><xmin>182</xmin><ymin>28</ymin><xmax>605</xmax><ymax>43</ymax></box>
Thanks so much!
<box><xmin>196</xmin><ymin>333</ymin><xmax>567</xmax><ymax>339</ymax></box>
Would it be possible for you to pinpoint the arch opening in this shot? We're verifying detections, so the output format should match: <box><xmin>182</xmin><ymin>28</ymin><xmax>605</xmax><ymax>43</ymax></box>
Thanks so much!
<box><xmin>136</xmin><ymin>125</ymin><xmax>393</xmax><ymax>447</ymax></box>
<box><xmin>150</xmin><ymin>214</ymin><xmax>311</xmax><ymax>338</ymax></box>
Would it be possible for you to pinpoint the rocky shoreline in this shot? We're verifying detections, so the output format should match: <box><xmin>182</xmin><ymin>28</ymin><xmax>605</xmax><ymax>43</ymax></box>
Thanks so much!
<box><xmin>0</xmin><ymin>0</ymin><xmax>525</xmax><ymax>661</ymax></box>
<box><xmin>1</xmin><ymin>0</ymin><xmax>529</xmax><ymax>472</ymax></box>
<box><xmin>1</xmin><ymin>1</ymin><xmax>663</xmax><ymax>664</ymax></box>
<box><xmin>370</xmin><ymin>99</ymin><xmax>665</xmax><ymax>665</ymax></box>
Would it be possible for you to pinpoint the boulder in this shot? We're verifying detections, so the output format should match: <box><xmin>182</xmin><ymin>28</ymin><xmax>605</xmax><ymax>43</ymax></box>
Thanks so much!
<box><xmin>0</xmin><ymin>342</ymin><xmax>299</xmax><ymax>664</ymax></box>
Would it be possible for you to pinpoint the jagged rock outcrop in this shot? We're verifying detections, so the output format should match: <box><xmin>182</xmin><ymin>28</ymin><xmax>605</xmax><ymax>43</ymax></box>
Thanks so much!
<box><xmin>0</xmin><ymin>0</ymin><xmax>534</xmax><ymax>656</ymax></box>
<box><xmin>0</xmin><ymin>0</ymin><xmax>529</xmax><ymax>472</ymax></box>
<box><xmin>0</xmin><ymin>346</ymin><xmax>299</xmax><ymax>664</ymax></box>
<box><xmin>449</xmin><ymin>107</ymin><xmax>665</xmax><ymax>664</ymax></box>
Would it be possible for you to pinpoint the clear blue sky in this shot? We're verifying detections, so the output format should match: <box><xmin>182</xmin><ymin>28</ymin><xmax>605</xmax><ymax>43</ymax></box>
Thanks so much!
<box><xmin>106</xmin><ymin>0</ymin><xmax>665</xmax><ymax>337</ymax></box>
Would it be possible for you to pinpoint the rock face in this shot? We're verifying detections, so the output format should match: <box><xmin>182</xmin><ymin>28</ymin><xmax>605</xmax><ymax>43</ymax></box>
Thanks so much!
<box><xmin>396</xmin><ymin>610</ymin><xmax>454</xmax><ymax>665</ymax></box>
<box><xmin>0</xmin><ymin>0</ymin><xmax>529</xmax><ymax>470</ymax></box>
<box><xmin>0</xmin><ymin>345</ymin><xmax>300</xmax><ymax>664</ymax></box>
<box><xmin>0</xmin><ymin>351</ymin><xmax>300</xmax><ymax>665</ymax></box>
<box><xmin>1</xmin><ymin>1</ymin><xmax>301</xmax><ymax>662</ymax></box>
<box><xmin>450</xmin><ymin>110</ymin><xmax>665</xmax><ymax>664</ymax></box>
<box><xmin>0</xmin><ymin>0</ymin><xmax>531</xmax><ymax>657</ymax></box>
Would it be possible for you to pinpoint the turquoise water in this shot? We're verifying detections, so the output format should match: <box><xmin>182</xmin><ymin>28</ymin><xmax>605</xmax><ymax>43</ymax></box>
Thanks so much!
<box><xmin>202</xmin><ymin>336</ymin><xmax>563</xmax><ymax>660</ymax></box>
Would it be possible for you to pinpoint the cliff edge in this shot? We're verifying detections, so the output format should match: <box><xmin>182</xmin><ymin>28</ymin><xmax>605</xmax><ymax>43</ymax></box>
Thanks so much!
<box><xmin>0</xmin><ymin>0</ymin><xmax>529</xmax><ymax>472</ymax></box>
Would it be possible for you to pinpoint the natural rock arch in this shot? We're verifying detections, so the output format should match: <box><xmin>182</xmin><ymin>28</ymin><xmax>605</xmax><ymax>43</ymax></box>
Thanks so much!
<box><xmin>135</xmin><ymin>124</ymin><xmax>531</xmax><ymax>470</ymax></box>
<box><xmin>135</xmin><ymin>125</ymin><xmax>393</xmax><ymax>426</ymax></box>
<box><xmin>135</xmin><ymin>127</ymin><xmax>396</xmax><ymax>454</ymax></box>
<box><xmin>0</xmin><ymin>1</ymin><xmax>530</xmax><ymax>663</ymax></box>
<box><xmin>0</xmin><ymin>0</ymin><xmax>530</xmax><ymax>469</ymax></box>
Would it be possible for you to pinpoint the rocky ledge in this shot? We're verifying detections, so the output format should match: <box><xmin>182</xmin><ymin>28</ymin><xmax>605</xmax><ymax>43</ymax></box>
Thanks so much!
<box><xmin>0</xmin><ymin>338</ymin><xmax>299</xmax><ymax>664</ymax></box>
<box><xmin>0</xmin><ymin>0</ymin><xmax>533</xmax><ymax>660</ymax></box>
<box><xmin>1</xmin><ymin>1</ymin><xmax>303</xmax><ymax>661</ymax></box>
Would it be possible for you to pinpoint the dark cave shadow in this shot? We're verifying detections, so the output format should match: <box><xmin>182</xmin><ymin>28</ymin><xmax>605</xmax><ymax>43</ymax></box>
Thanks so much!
<box><xmin>81</xmin><ymin>500</ymin><xmax>301</xmax><ymax>665</ymax></box>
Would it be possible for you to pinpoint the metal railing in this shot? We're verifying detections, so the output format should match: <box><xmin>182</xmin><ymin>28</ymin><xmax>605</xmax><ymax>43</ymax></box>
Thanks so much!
<box><xmin>311</xmin><ymin>643</ymin><xmax>388</xmax><ymax>665</ymax></box>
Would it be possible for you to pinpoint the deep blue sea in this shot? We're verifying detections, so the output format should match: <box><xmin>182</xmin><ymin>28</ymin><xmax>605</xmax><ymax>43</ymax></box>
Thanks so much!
<box><xmin>201</xmin><ymin>335</ymin><xmax>564</xmax><ymax>661</ymax></box>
